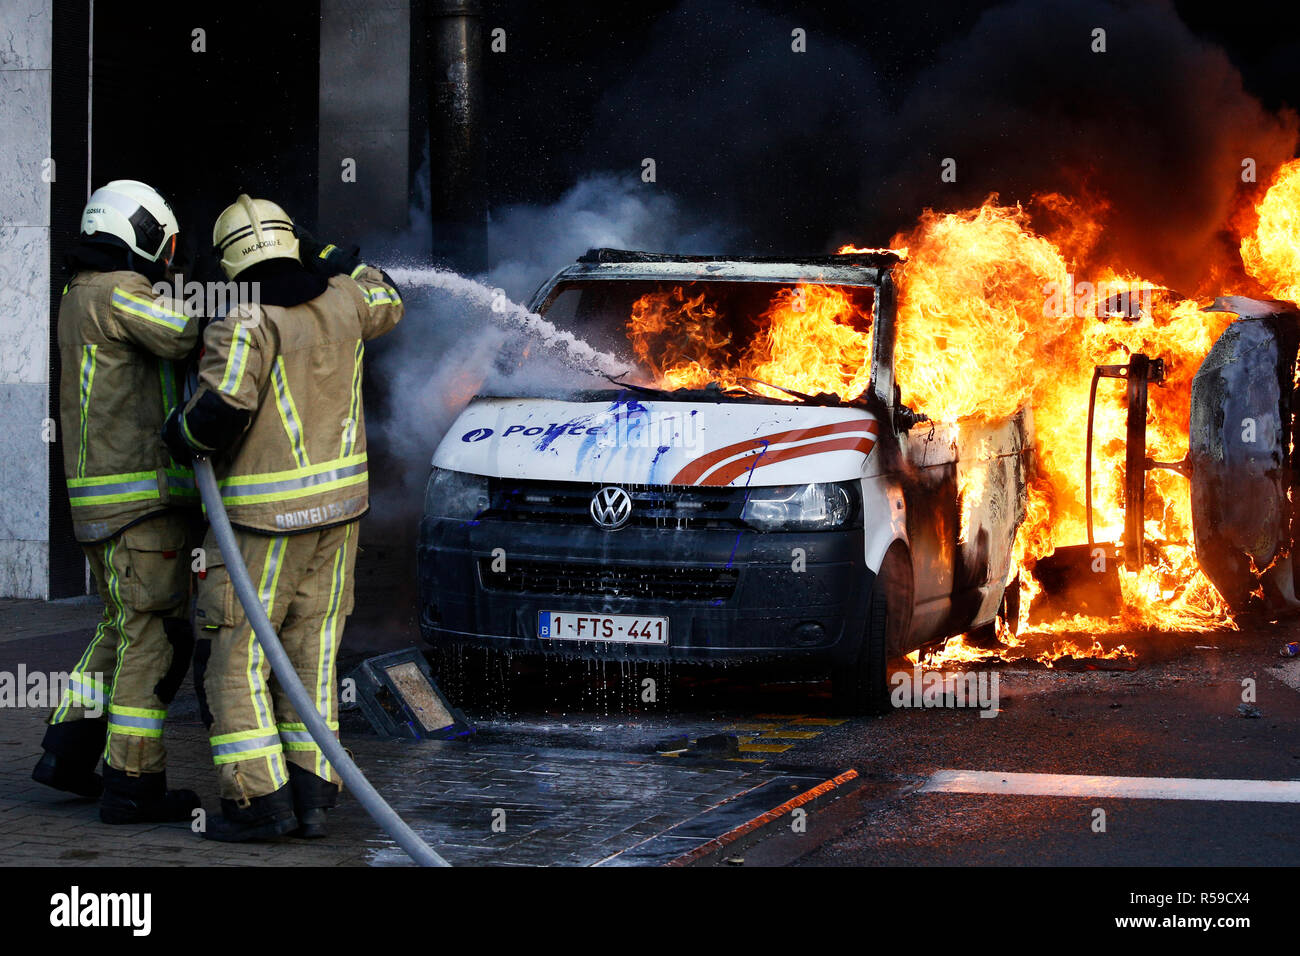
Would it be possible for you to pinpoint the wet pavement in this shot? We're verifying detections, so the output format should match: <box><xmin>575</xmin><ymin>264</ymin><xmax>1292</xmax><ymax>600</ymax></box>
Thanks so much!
<box><xmin>3</xmin><ymin>596</ymin><xmax>1299</xmax><ymax>867</ymax></box>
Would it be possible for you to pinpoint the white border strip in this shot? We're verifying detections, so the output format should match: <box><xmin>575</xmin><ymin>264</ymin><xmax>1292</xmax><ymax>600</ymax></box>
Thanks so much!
<box><xmin>921</xmin><ymin>769</ymin><xmax>1300</xmax><ymax>803</ymax></box>
<box><xmin>696</xmin><ymin>427</ymin><xmax>877</xmax><ymax>484</ymax></box>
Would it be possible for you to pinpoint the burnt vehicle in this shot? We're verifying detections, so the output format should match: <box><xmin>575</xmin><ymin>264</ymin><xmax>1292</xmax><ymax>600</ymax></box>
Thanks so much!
<box><xmin>417</xmin><ymin>250</ymin><xmax>1033</xmax><ymax>712</ymax></box>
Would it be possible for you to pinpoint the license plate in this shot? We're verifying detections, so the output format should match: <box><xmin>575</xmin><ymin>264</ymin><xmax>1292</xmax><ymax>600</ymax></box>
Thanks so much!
<box><xmin>538</xmin><ymin>611</ymin><xmax>668</xmax><ymax>645</ymax></box>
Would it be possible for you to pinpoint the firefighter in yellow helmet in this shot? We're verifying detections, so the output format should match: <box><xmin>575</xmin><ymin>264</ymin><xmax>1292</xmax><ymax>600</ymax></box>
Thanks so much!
<box><xmin>35</xmin><ymin>179</ymin><xmax>203</xmax><ymax>825</ymax></box>
<box><xmin>163</xmin><ymin>195</ymin><xmax>403</xmax><ymax>841</ymax></box>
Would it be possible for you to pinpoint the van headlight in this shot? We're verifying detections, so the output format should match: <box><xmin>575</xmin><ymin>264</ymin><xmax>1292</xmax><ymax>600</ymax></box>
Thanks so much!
<box><xmin>740</xmin><ymin>482</ymin><xmax>854</xmax><ymax>531</ymax></box>
<box><xmin>424</xmin><ymin>468</ymin><xmax>491</xmax><ymax>520</ymax></box>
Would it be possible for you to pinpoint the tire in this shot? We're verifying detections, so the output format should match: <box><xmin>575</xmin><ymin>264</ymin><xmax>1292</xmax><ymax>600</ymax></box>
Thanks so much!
<box><xmin>831</xmin><ymin>576</ymin><xmax>891</xmax><ymax>716</ymax></box>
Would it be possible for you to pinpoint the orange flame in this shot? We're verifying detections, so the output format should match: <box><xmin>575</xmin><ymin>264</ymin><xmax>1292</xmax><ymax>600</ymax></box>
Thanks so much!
<box><xmin>628</xmin><ymin>282</ymin><xmax>872</xmax><ymax>398</ymax></box>
<box><xmin>627</xmin><ymin>165</ymin><xmax>1300</xmax><ymax>661</ymax></box>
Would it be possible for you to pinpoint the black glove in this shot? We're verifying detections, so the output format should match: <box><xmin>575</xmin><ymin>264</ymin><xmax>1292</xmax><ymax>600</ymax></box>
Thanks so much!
<box><xmin>299</xmin><ymin>236</ymin><xmax>361</xmax><ymax>278</ymax></box>
<box><xmin>162</xmin><ymin>406</ymin><xmax>192</xmax><ymax>464</ymax></box>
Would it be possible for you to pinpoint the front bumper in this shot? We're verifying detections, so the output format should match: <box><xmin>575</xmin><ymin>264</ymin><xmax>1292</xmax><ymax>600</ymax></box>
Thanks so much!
<box><xmin>416</xmin><ymin>516</ymin><xmax>871</xmax><ymax>665</ymax></box>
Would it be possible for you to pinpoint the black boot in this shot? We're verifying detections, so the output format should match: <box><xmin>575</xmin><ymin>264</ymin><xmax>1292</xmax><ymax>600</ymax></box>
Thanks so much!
<box><xmin>204</xmin><ymin>785</ymin><xmax>298</xmax><ymax>843</ymax></box>
<box><xmin>33</xmin><ymin>720</ymin><xmax>106</xmax><ymax>798</ymax></box>
<box><xmin>99</xmin><ymin>766</ymin><xmax>201</xmax><ymax>825</ymax></box>
<box><xmin>287</xmin><ymin>763</ymin><xmax>339</xmax><ymax>839</ymax></box>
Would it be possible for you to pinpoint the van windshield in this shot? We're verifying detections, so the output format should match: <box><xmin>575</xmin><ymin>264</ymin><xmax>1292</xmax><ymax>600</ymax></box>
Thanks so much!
<box><xmin>539</xmin><ymin>279</ymin><xmax>877</xmax><ymax>399</ymax></box>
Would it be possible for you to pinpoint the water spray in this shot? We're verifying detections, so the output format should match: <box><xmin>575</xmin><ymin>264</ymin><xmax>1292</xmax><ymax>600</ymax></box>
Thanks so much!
<box><xmin>385</xmin><ymin>266</ymin><xmax>633</xmax><ymax>380</ymax></box>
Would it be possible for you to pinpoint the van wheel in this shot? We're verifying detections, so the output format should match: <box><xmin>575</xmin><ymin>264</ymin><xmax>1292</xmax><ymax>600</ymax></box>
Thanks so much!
<box><xmin>831</xmin><ymin>577</ymin><xmax>891</xmax><ymax>716</ymax></box>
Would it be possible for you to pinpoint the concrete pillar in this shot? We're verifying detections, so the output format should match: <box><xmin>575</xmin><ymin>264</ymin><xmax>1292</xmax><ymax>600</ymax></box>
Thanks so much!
<box><xmin>0</xmin><ymin>0</ymin><xmax>54</xmax><ymax>598</ymax></box>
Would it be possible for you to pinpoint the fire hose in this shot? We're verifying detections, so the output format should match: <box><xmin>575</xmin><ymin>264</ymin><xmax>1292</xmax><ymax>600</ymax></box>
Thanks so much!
<box><xmin>192</xmin><ymin>455</ymin><xmax>449</xmax><ymax>867</ymax></box>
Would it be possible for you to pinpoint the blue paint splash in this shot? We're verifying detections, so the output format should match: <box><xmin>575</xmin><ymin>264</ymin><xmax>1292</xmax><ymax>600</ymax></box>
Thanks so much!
<box><xmin>723</xmin><ymin>439</ymin><xmax>768</xmax><ymax>572</ymax></box>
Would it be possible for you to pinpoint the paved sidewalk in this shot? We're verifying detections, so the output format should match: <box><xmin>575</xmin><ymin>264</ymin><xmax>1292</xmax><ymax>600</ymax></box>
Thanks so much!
<box><xmin>0</xmin><ymin>599</ymin><xmax>846</xmax><ymax>866</ymax></box>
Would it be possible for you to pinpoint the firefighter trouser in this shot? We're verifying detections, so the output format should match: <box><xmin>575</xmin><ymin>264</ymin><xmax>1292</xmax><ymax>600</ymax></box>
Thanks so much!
<box><xmin>199</xmin><ymin>521</ymin><xmax>357</xmax><ymax>803</ymax></box>
<box><xmin>49</xmin><ymin>512</ymin><xmax>193</xmax><ymax>774</ymax></box>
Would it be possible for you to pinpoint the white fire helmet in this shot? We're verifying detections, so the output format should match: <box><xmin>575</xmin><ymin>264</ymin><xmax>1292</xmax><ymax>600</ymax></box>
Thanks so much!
<box><xmin>80</xmin><ymin>179</ymin><xmax>180</xmax><ymax>266</ymax></box>
<box><xmin>212</xmin><ymin>194</ymin><xmax>300</xmax><ymax>280</ymax></box>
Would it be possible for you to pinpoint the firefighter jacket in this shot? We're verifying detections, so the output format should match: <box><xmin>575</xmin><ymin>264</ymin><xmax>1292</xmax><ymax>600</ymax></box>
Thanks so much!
<box><xmin>179</xmin><ymin>265</ymin><xmax>403</xmax><ymax>533</ymax></box>
<box><xmin>58</xmin><ymin>270</ymin><xmax>199</xmax><ymax>543</ymax></box>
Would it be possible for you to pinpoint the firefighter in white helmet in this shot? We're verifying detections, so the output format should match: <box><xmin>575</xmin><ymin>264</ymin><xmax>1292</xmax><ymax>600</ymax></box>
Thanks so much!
<box><xmin>35</xmin><ymin>180</ymin><xmax>203</xmax><ymax>825</ymax></box>
<box><xmin>164</xmin><ymin>195</ymin><xmax>403</xmax><ymax>841</ymax></box>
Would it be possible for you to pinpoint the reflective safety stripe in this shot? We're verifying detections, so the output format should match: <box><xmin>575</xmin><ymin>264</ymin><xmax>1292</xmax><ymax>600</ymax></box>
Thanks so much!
<box><xmin>363</xmin><ymin>287</ymin><xmax>401</xmax><ymax>307</ymax></box>
<box><xmin>210</xmin><ymin>729</ymin><xmax>283</xmax><ymax>764</ymax></box>
<box><xmin>218</xmin><ymin>453</ymin><xmax>367</xmax><ymax>506</ymax></box>
<box><xmin>57</xmin><ymin>672</ymin><xmax>107</xmax><ymax>712</ymax></box>
<box><xmin>318</xmin><ymin>244</ymin><xmax>337</xmax><ymax>259</ymax></box>
<box><xmin>103</xmin><ymin>538</ymin><xmax>130</xmax><ymax>761</ymax></box>
<box><xmin>349</xmin><ymin>263</ymin><xmax>367</xmax><ymax>279</ymax></box>
<box><xmin>340</xmin><ymin>341</ymin><xmax>364</xmax><ymax>457</ymax></box>
<box><xmin>271</xmin><ymin>356</ymin><xmax>310</xmax><ymax>468</ymax></box>
<box><xmin>159</xmin><ymin>359</ymin><xmax>177</xmax><ymax>415</ymax></box>
<box><xmin>277</xmin><ymin>720</ymin><xmax>338</xmax><ymax>751</ymax></box>
<box><xmin>246</xmin><ymin>537</ymin><xmax>285</xmax><ymax>731</ymax></box>
<box><xmin>219</xmin><ymin>323</ymin><xmax>252</xmax><ymax>395</ymax></box>
<box><xmin>77</xmin><ymin>345</ymin><xmax>97</xmax><ymax>478</ymax></box>
<box><xmin>165</xmin><ymin>466</ymin><xmax>198</xmax><ymax>499</ymax></box>
<box><xmin>67</xmin><ymin>471</ymin><xmax>161</xmax><ymax>507</ymax></box>
<box><xmin>111</xmin><ymin>287</ymin><xmax>188</xmax><ymax>332</ymax></box>
<box><xmin>180</xmin><ymin>414</ymin><xmax>214</xmax><ymax>452</ymax></box>
<box><xmin>107</xmin><ymin>704</ymin><xmax>166</xmax><ymax>738</ymax></box>
<box><xmin>315</xmin><ymin>525</ymin><xmax>350</xmax><ymax>776</ymax></box>
<box><xmin>53</xmin><ymin>609</ymin><xmax>116</xmax><ymax>724</ymax></box>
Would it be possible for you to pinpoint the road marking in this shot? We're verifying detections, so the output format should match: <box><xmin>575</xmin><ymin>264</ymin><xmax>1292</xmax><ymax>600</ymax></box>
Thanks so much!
<box><xmin>759</xmin><ymin>730</ymin><xmax>821</xmax><ymax>739</ymax></box>
<box><xmin>738</xmin><ymin>742</ymin><xmax>794</xmax><ymax>754</ymax></box>
<box><xmin>922</xmin><ymin>769</ymin><xmax>1300</xmax><ymax>803</ymax></box>
<box><xmin>792</xmin><ymin>717</ymin><xmax>848</xmax><ymax>727</ymax></box>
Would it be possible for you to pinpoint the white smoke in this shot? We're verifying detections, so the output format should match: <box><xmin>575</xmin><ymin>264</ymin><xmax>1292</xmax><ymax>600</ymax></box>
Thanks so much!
<box><xmin>363</xmin><ymin>173</ymin><xmax>724</xmax><ymax>519</ymax></box>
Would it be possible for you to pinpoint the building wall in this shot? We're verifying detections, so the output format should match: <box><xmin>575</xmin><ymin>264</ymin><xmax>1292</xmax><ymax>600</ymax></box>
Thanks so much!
<box><xmin>318</xmin><ymin>0</ymin><xmax>410</xmax><ymax>244</ymax></box>
<box><xmin>0</xmin><ymin>0</ymin><xmax>54</xmax><ymax>598</ymax></box>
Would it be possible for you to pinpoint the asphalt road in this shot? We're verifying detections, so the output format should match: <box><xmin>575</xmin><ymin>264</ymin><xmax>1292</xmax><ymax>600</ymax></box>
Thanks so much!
<box><xmin>406</xmin><ymin>615</ymin><xmax>1300</xmax><ymax>869</ymax></box>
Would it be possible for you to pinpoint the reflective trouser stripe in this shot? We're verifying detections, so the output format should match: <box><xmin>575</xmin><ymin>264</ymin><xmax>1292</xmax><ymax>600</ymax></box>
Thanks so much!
<box><xmin>67</xmin><ymin>673</ymin><xmax>107</xmax><ymax>708</ymax></box>
<box><xmin>107</xmin><ymin>704</ymin><xmax>166</xmax><ymax>738</ymax></box>
<box><xmin>210</xmin><ymin>729</ymin><xmax>283</xmax><ymax>764</ymax></box>
<box><xmin>53</xmin><ymin>668</ymin><xmax>108</xmax><ymax>721</ymax></box>
<box><xmin>340</xmin><ymin>342</ymin><xmax>364</xmax><ymax>457</ymax></box>
<box><xmin>247</xmin><ymin>537</ymin><xmax>286</xmax><ymax>736</ymax></box>
<box><xmin>52</xmin><ymin>544</ymin><xmax>121</xmax><ymax>724</ymax></box>
<box><xmin>67</xmin><ymin>471</ymin><xmax>162</xmax><ymax>507</ymax></box>
<box><xmin>314</xmin><ymin>525</ymin><xmax>350</xmax><ymax>777</ymax></box>
<box><xmin>219</xmin><ymin>323</ymin><xmax>252</xmax><ymax>395</ymax></box>
<box><xmin>103</xmin><ymin>537</ymin><xmax>131</xmax><ymax>760</ymax></box>
<box><xmin>271</xmin><ymin>357</ymin><xmax>310</xmax><ymax>468</ymax></box>
<box><xmin>218</xmin><ymin>454</ymin><xmax>367</xmax><ymax>506</ymax></box>
<box><xmin>277</xmin><ymin>721</ymin><xmax>338</xmax><ymax>751</ymax></box>
<box><xmin>77</xmin><ymin>345</ymin><xmax>97</xmax><ymax>478</ymax></box>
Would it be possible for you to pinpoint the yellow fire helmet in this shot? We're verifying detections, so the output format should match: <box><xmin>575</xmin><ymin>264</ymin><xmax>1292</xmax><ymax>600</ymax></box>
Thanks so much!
<box><xmin>213</xmin><ymin>194</ymin><xmax>300</xmax><ymax>279</ymax></box>
<box><xmin>80</xmin><ymin>179</ymin><xmax>180</xmax><ymax>265</ymax></box>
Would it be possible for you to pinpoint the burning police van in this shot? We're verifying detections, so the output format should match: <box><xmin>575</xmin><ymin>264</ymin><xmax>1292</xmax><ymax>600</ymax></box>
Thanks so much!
<box><xmin>417</xmin><ymin>250</ymin><xmax>1032</xmax><ymax>712</ymax></box>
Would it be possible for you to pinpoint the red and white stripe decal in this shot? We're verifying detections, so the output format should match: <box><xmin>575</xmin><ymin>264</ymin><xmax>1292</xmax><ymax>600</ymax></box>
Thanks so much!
<box><xmin>670</xmin><ymin>418</ymin><xmax>879</xmax><ymax>486</ymax></box>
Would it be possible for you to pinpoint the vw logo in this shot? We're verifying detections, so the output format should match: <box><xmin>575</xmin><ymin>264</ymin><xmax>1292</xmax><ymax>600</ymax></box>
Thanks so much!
<box><xmin>590</xmin><ymin>486</ymin><xmax>633</xmax><ymax>530</ymax></box>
